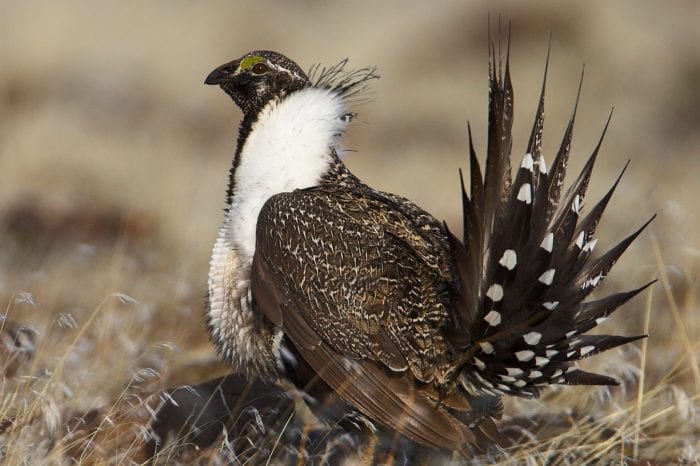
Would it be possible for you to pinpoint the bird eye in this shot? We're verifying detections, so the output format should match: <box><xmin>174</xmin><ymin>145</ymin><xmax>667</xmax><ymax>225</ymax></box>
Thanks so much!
<box><xmin>251</xmin><ymin>63</ymin><xmax>269</xmax><ymax>75</ymax></box>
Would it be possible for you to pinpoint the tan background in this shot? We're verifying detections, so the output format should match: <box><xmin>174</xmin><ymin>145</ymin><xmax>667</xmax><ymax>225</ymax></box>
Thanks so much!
<box><xmin>1</xmin><ymin>1</ymin><xmax>698</xmax><ymax>461</ymax></box>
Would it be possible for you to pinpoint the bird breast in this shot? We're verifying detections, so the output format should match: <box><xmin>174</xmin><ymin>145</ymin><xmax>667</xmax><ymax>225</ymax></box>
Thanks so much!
<box><xmin>207</xmin><ymin>86</ymin><xmax>352</xmax><ymax>375</ymax></box>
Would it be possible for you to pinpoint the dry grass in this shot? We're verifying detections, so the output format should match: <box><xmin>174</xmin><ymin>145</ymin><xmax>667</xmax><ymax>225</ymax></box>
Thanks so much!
<box><xmin>1</xmin><ymin>1</ymin><xmax>699</xmax><ymax>464</ymax></box>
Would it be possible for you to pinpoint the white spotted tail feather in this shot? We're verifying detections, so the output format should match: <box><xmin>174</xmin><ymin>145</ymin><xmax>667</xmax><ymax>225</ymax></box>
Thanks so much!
<box><xmin>446</xmin><ymin>44</ymin><xmax>654</xmax><ymax>398</ymax></box>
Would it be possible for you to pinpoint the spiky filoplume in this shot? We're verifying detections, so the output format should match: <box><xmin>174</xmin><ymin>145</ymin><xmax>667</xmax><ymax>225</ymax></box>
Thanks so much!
<box><xmin>204</xmin><ymin>45</ymin><xmax>652</xmax><ymax>457</ymax></box>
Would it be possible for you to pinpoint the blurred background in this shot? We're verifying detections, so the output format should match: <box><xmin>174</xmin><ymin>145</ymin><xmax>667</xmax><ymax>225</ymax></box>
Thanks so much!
<box><xmin>1</xmin><ymin>0</ymin><xmax>698</xmax><ymax>462</ymax></box>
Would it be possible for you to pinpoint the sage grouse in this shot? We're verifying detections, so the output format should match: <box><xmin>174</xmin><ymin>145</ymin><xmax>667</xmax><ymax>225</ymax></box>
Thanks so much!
<box><xmin>204</xmin><ymin>47</ymin><xmax>652</xmax><ymax>456</ymax></box>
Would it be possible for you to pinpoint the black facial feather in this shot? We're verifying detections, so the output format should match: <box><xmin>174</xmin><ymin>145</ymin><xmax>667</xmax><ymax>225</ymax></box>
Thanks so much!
<box><xmin>205</xmin><ymin>50</ymin><xmax>310</xmax><ymax>116</ymax></box>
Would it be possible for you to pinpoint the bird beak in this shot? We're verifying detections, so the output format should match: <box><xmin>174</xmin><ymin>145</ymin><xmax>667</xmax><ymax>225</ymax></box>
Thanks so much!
<box><xmin>204</xmin><ymin>59</ymin><xmax>239</xmax><ymax>85</ymax></box>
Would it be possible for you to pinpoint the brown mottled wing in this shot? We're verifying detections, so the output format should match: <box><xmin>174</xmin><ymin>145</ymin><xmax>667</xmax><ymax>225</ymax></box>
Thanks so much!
<box><xmin>255</xmin><ymin>187</ymin><xmax>459</xmax><ymax>380</ymax></box>
<box><xmin>250</xmin><ymin>188</ymin><xmax>479</xmax><ymax>453</ymax></box>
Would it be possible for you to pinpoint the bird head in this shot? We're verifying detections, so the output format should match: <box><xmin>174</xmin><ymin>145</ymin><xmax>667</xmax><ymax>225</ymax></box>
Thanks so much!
<box><xmin>205</xmin><ymin>51</ymin><xmax>309</xmax><ymax>116</ymax></box>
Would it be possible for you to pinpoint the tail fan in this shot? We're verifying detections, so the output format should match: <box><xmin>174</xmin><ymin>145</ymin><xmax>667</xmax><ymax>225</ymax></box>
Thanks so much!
<box><xmin>449</xmin><ymin>43</ymin><xmax>652</xmax><ymax>398</ymax></box>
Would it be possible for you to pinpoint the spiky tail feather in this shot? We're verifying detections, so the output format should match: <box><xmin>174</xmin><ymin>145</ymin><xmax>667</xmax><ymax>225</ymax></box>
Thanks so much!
<box><xmin>449</xmin><ymin>42</ymin><xmax>653</xmax><ymax>399</ymax></box>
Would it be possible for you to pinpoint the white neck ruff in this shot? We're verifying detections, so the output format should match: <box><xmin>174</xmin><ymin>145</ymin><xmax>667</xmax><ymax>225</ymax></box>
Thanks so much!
<box><xmin>226</xmin><ymin>86</ymin><xmax>349</xmax><ymax>260</ymax></box>
<box><xmin>207</xmin><ymin>86</ymin><xmax>349</xmax><ymax>373</ymax></box>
